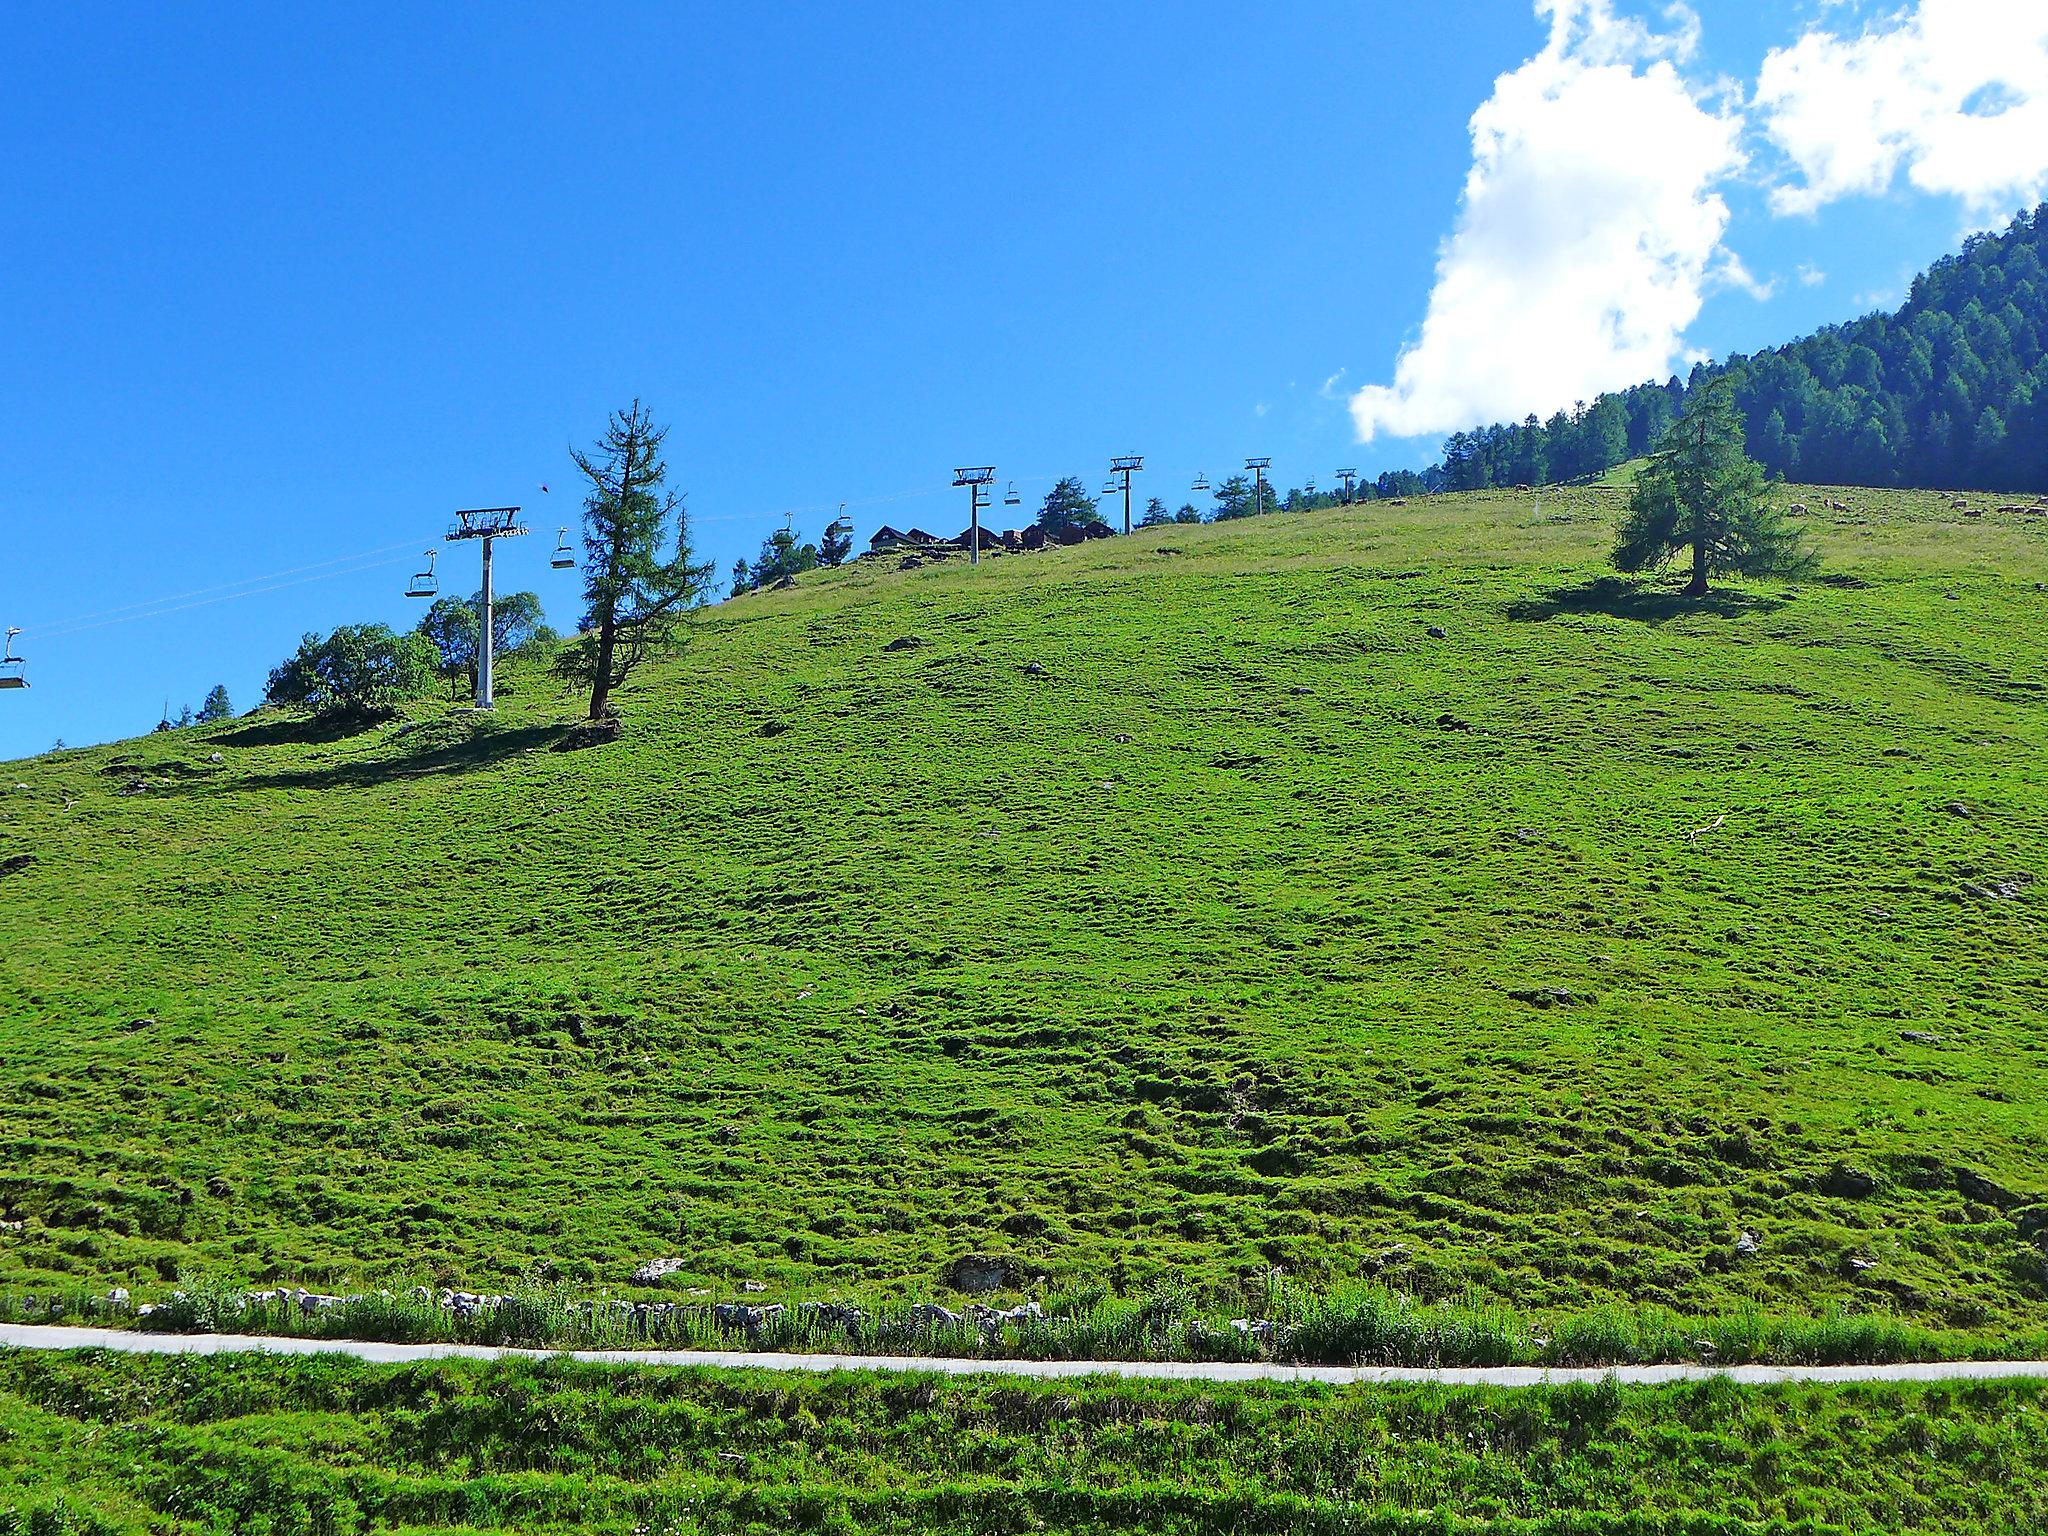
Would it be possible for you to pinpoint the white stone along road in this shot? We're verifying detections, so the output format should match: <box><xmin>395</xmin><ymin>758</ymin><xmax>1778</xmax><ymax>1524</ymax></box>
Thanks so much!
<box><xmin>6</xmin><ymin>1324</ymin><xmax>2048</xmax><ymax>1387</ymax></box>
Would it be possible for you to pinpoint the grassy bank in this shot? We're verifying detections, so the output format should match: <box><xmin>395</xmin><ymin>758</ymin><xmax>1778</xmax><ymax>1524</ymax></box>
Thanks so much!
<box><xmin>3</xmin><ymin>483</ymin><xmax>2046</xmax><ymax>1339</ymax></box>
<box><xmin>5</xmin><ymin>1349</ymin><xmax>2048</xmax><ymax>1534</ymax></box>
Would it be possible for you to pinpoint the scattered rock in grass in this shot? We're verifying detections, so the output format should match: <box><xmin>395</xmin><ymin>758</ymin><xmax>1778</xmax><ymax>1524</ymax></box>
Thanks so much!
<box><xmin>107</xmin><ymin>1288</ymin><xmax>131</xmax><ymax>1310</ymax></box>
<box><xmin>1507</xmin><ymin>985</ymin><xmax>1579</xmax><ymax>1008</ymax></box>
<box><xmin>1113</xmin><ymin>733</ymin><xmax>1133</xmax><ymax>743</ymax></box>
<box><xmin>1864</xmin><ymin>906</ymin><xmax>1892</xmax><ymax>920</ymax></box>
<box><xmin>204</xmin><ymin>1176</ymin><xmax>232</xmax><ymax>1198</ymax></box>
<box><xmin>631</xmin><ymin>1256</ymin><xmax>691</xmax><ymax>1285</ymax></box>
<box><xmin>1231</xmin><ymin>1317</ymin><xmax>1282</xmax><ymax>1340</ymax></box>
<box><xmin>899</xmin><ymin>556</ymin><xmax>925</xmax><ymax>571</ymax></box>
<box><xmin>1021</xmin><ymin>662</ymin><xmax>1047</xmax><ymax>676</ymax></box>
<box><xmin>1899</xmin><ymin>1030</ymin><xmax>1943</xmax><ymax>1045</ymax></box>
<box><xmin>1436</xmin><ymin>713</ymin><xmax>1471</xmax><ymax>731</ymax></box>
<box><xmin>1882</xmin><ymin>746</ymin><xmax>1911</xmax><ymax>757</ymax></box>
<box><xmin>0</xmin><ymin>1220</ymin><xmax>23</xmax><ymax>1233</ymax></box>
<box><xmin>1956</xmin><ymin>1167</ymin><xmax>2022</xmax><ymax>1209</ymax></box>
<box><xmin>1946</xmin><ymin>802</ymin><xmax>1974</xmax><ymax>818</ymax></box>
<box><xmin>120</xmin><ymin>779</ymin><xmax>149</xmax><ymax>795</ymax></box>
<box><xmin>1425</xmin><ymin>625</ymin><xmax>1447</xmax><ymax>639</ymax></box>
<box><xmin>757</xmin><ymin>719</ymin><xmax>790</xmax><ymax>737</ymax></box>
<box><xmin>947</xmin><ymin>1254</ymin><xmax>1013</xmax><ymax>1293</ymax></box>
<box><xmin>1513</xmin><ymin>827</ymin><xmax>1540</xmax><ymax>843</ymax></box>
<box><xmin>1691</xmin><ymin>1338</ymin><xmax>1718</xmax><ymax>1358</ymax></box>
<box><xmin>714</xmin><ymin>1301</ymin><xmax>785</xmax><ymax>1332</ymax></box>
<box><xmin>741</xmin><ymin>1280</ymin><xmax>768</xmax><ymax>1293</ymax></box>
<box><xmin>1962</xmin><ymin>874</ymin><xmax>2033</xmax><ymax>901</ymax></box>
<box><xmin>1842</xmin><ymin>1254</ymin><xmax>1875</xmax><ymax>1275</ymax></box>
<box><xmin>1290</xmin><ymin>685</ymin><xmax>1313</xmax><ymax>696</ymax></box>
<box><xmin>912</xmin><ymin>1301</ymin><xmax>964</xmax><ymax>1327</ymax></box>
<box><xmin>207</xmin><ymin>752</ymin><xmax>224</xmax><ymax>763</ymax></box>
<box><xmin>1734</xmin><ymin>1230</ymin><xmax>1760</xmax><ymax>1258</ymax></box>
<box><xmin>554</xmin><ymin>717</ymin><xmax>622</xmax><ymax>752</ymax></box>
<box><xmin>1822</xmin><ymin>1163</ymin><xmax>1877</xmax><ymax>1199</ymax></box>
<box><xmin>882</xmin><ymin>635</ymin><xmax>926</xmax><ymax>652</ymax></box>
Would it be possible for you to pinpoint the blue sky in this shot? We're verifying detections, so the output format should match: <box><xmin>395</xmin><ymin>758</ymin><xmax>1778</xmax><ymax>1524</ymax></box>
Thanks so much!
<box><xmin>4</xmin><ymin>0</ymin><xmax>2044</xmax><ymax>757</ymax></box>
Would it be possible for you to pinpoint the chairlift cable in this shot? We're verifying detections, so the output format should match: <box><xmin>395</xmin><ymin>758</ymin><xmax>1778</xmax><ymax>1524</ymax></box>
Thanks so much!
<box><xmin>23</xmin><ymin>538</ymin><xmax>425</xmax><ymax>640</ymax></box>
<box><xmin>32</xmin><ymin>550</ymin><xmax>420</xmax><ymax>642</ymax></box>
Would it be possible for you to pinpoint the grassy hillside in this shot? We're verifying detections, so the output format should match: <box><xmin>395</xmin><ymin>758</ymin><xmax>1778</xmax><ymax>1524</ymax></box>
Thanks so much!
<box><xmin>7</xmin><ymin>1353</ymin><xmax>2048</xmax><ymax>1535</ymax></box>
<box><xmin>3</xmin><ymin>483</ymin><xmax>2047</xmax><ymax>1340</ymax></box>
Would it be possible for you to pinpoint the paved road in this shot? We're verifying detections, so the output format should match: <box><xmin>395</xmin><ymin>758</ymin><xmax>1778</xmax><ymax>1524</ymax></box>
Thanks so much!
<box><xmin>7</xmin><ymin>1324</ymin><xmax>2048</xmax><ymax>1387</ymax></box>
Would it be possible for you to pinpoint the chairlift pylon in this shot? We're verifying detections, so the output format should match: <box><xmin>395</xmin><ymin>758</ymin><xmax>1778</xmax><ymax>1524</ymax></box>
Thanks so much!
<box><xmin>550</xmin><ymin>527</ymin><xmax>575</xmax><ymax>570</ymax></box>
<box><xmin>0</xmin><ymin>628</ymin><xmax>26</xmax><ymax>691</ymax></box>
<box><xmin>405</xmin><ymin>550</ymin><xmax>439</xmax><ymax>599</ymax></box>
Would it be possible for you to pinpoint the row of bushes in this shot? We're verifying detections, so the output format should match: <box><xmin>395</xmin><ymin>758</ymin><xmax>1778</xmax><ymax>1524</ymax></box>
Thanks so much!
<box><xmin>262</xmin><ymin>590</ymin><xmax>555</xmax><ymax>716</ymax></box>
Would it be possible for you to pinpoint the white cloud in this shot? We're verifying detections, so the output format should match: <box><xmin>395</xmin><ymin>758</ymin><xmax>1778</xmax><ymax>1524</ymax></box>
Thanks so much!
<box><xmin>1713</xmin><ymin>250</ymin><xmax>1774</xmax><ymax>301</ymax></box>
<box><xmin>1797</xmin><ymin>262</ymin><xmax>1827</xmax><ymax>286</ymax></box>
<box><xmin>1350</xmin><ymin>0</ymin><xmax>1745</xmax><ymax>444</ymax></box>
<box><xmin>1755</xmin><ymin>0</ymin><xmax>2048</xmax><ymax>222</ymax></box>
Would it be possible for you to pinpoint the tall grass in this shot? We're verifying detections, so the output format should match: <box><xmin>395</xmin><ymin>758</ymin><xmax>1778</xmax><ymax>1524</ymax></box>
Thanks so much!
<box><xmin>9</xmin><ymin>1273</ymin><xmax>2036</xmax><ymax>1367</ymax></box>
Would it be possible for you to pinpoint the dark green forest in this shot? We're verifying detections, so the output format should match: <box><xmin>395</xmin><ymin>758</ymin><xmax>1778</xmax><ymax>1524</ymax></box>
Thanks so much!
<box><xmin>1435</xmin><ymin>204</ymin><xmax>2048</xmax><ymax>495</ymax></box>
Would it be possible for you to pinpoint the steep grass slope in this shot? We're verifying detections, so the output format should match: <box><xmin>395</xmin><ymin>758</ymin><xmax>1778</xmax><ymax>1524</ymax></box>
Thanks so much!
<box><xmin>2</xmin><ymin>485</ymin><xmax>2045</xmax><ymax>1335</ymax></box>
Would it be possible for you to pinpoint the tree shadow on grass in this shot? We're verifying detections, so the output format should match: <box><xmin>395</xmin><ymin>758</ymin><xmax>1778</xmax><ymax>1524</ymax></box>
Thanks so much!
<box><xmin>168</xmin><ymin>722</ymin><xmax>563</xmax><ymax>794</ymax></box>
<box><xmin>213</xmin><ymin>709</ymin><xmax>397</xmax><ymax>749</ymax></box>
<box><xmin>1504</xmin><ymin>576</ymin><xmax>1788</xmax><ymax>626</ymax></box>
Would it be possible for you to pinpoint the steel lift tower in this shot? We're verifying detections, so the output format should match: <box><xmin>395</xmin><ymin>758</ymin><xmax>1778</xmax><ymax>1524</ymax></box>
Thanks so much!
<box><xmin>445</xmin><ymin>506</ymin><xmax>528</xmax><ymax>709</ymax></box>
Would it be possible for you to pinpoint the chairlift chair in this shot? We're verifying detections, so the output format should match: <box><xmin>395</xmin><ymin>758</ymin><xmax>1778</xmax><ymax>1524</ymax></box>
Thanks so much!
<box><xmin>550</xmin><ymin>527</ymin><xmax>575</xmax><ymax>569</ymax></box>
<box><xmin>1192</xmin><ymin>472</ymin><xmax>1210</xmax><ymax>492</ymax></box>
<box><xmin>0</xmin><ymin>628</ymin><xmax>25</xmax><ymax>690</ymax></box>
<box><xmin>405</xmin><ymin>551</ymin><xmax>439</xmax><ymax>599</ymax></box>
<box><xmin>1004</xmin><ymin>481</ymin><xmax>1021</xmax><ymax>508</ymax></box>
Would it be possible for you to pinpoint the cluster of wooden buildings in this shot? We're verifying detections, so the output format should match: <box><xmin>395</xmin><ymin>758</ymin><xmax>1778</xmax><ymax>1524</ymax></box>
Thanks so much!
<box><xmin>865</xmin><ymin>522</ymin><xmax>1115</xmax><ymax>558</ymax></box>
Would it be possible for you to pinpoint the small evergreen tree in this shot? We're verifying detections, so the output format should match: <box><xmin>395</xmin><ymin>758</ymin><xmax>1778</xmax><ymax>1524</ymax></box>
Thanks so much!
<box><xmin>1173</xmin><ymin>503</ymin><xmax>1203</xmax><ymax>524</ymax></box>
<box><xmin>1138</xmin><ymin>497</ymin><xmax>1172</xmax><ymax>527</ymax></box>
<box><xmin>749</xmin><ymin>527</ymin><xmax>821</xmax><ymax>587</ymax></box>
<box><xmin>558</xmin><ymin>401</ymin><xmax>713</xmax><ymax>721</ymax></box>
<box><xmin>1034</xmin><ymin>477</ymin><xmax>1105</xmax><ymax>538</ymax></box>
<box><xmin>197</xmin><ymin>684</ymin><xmax>234</xmax><ymax>723</ymax></box>
<box><xmin>1211</xmin><ymin>475</ymin><xmax>1256</xmax><ymax>519</ymax></box>
<box><xmin>820</xmin><ymin>517</ymin><xmax>854</xmax><ymax>566</ymax></box>
<box><xmin>731</xmin><ymin>558</ymin><xmax>752</xmax><ymax>596</ymax></box>
<box><xmin>1613</xmin><ymin>380</ymin><xmax>1815</xmax><ymax>597</ymax></box>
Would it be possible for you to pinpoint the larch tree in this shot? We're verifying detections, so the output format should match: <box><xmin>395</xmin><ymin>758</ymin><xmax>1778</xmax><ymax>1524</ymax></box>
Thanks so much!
<box><xmin>559</xmin><ymin>401</ymin><xmax>712</xmax><ymax>721</ymax></box>
<box><xmin>1613</xmin><ymin>379</ymin><xmax>1815</xmax><ymax>597</ymax></box>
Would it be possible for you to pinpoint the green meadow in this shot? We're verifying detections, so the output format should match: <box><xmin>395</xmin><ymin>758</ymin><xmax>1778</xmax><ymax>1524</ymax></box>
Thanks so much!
<box><xmin>2</xmin><ymin>482</ymin><xmax>2045</xmax><ymax>1346</ymax></box>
